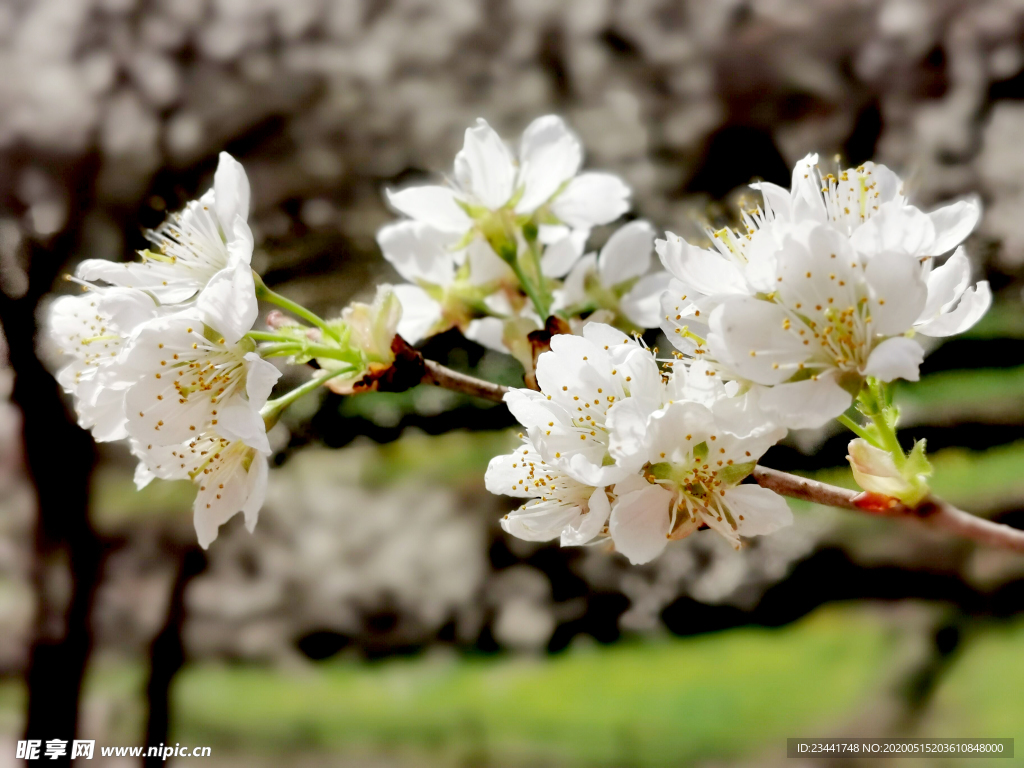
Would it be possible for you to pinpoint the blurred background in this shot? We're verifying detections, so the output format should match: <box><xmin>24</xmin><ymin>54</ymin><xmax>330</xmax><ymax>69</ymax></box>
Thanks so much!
<box><xmin>1</xmin><ymin>0</ymin><xmax>1024</xmax><ymax>765</ymax></box>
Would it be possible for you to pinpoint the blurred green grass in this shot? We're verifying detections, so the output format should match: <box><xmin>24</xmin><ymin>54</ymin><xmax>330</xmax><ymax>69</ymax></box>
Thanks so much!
<box><xmin>922</xmin><ymin>618</ymin><xmax>1024</xmax><ymax>739</ymax></box>
<box><xmin>168</xmin><ymin>605</ymin><xmax>893</xmax><ymax>766</ymax></box>
<box><xmin>3</xmin><ymin>605</ymin><xmax>1023</xmax><ymax>765</ymax></box>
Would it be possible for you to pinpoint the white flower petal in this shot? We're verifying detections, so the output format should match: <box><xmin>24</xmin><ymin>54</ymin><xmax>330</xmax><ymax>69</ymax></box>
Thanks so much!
<box><xmin>485</xmin><ymin>445</ymin><xmax>539</xmax><ymax>498</ymax></box>
<box><xmin>926</xmin><ymin>196</ymin><xmax>980</xmax><ymax>256</ymax></box>
<box><xmin>579</xmin><ymin>320</ymin><xmax>634</xmax><ymax>353</ymax></box>
<box><xmin>723</xmin><ymin>485</ymin><xmax>793</xmax><ymax>536</ymax></box>
<box><xmin>918</xmin><ymin>246</ymin><xmax>970</xmax><ymax>322</ymax></box>
<box><xmin>227</xmin><ymin>215</ymin><xmax>255</xmax><ymax>266</ymax></box>
<box><xmin>655</xmin><ymin>233</ymin><xmax>747</xmax><ymax>297</ymax></box>
<box><xmin>861</xmin><ymin>336</ymin><xmax>924</xmax><ymax>382</ymax></box>
<box><xmin>776</xmin><ymin>223</ymin><xmax>861</xmax><ymax>313</ymax></box>
<box><xmin>561</xmin><ymin>487</ymin><xmax>610</xmax><ymax>547</ymax></box>
<box><xmin>620</xmin><ymin>271</ymin><xmax>669</xmax><ymax>329</ymax></box>
<box><xmin>241</xmin><ymin>452</ymin><xmax>268</xmax><ymax>533</ymax></box>
<box><xmin>751</xmin><ymin>181</ymin><xmax>791</xmax><ymax>221</ymax></box>
<box><xmin>789</xmin><ymin>153</ymin><xmax>827</xmax><ymax>222</ymax></box>
<box><xmin>386</xmin><ymin>185</ymin><xmax>472</xmax><ymax>232</ymax></box>
<box><xmin>758</xmin><ymin>374</ymin><xmax>852</xmax><ymax>430</ymax></box>
<box><xmin>609</xmin><ymin>482</ymin><xmax>673</xmax><ymax>565</ymax></box>
<box><xmin>464</xmin><ymin>317</ymin><xmax>509</xmax><ymax>353</ymax></box>
<box><xmin>850</xmin><ymin>202</ymin><xmax>936</xmax><ymax>259</ymax></box>
<box><xmin>560</xmin><ymin>253</ymin><xmax>596</xmax><ymax>306</ymax></box>
<box><xmin>551</xmin><ymin>172</ymin><xmax>630</xmax><ymax>229</ymax></box>
<box><xmin>243</xmin><ymin>353</ymin><xmax>282</xmax><ymax>410</ymax></box>
<box><xmin>213</xmin><ymin>152</ymin><xmax>251</xmax><ymax>237</ymax></box>
<box><xmin>915</xmin><ymin>282</ymin><xmax>991</xmax><ymax>338</ymax></box>
<box><xmin>133</xmin><ymin>459</ymin><xmax>155</xmax><ymax>490</ymax></box>
<box><xmin>215</xmin><ymin>402</ymin><xmax>271</xmax><ymax>455</ymax></box>
<box><xmin>195</xmin><ymin>261</ymin><xmax>258</xmax><ymax>345</ymax></box>
<box><xmin>466</xmin><ymin>237</ymin><xmax>515</xmax><ymax>285</ymax></box>
<box><xmin>644</xmin><ymin>401</ymin><xmax>717</xmax><ymax>464</ymax></box>
<box><xmin>711</xmin><ymin>297</ymin><xmax>809</xmax><ymax>385</ymax></box>
<box><xmin>454</xmin><ymin>118</ymin><xmax>516</xmax><ymax>210</ymax></box>
<box><xmin>501</xmin><ymin>501</ymin><xmax>580</xmax><ymax>542</ymax></box>
<box><xmin>606</xmin><ymin>399</ymin><xmax>652</xmax><ymax>473</ymax></box>
<box><xmin>391</xmin><ymin>284</ymin><xmax>443</xmax><ymax>344</ymax></box>
<box><xmin>599</xmin><ymin>220</ymin><xmax>655</xmax><ymax>287</ymax></box>
<box><xmin>75</xmin><ymin>259</ymin><xmax>200</xmax><ymax>304</ymax></box>
<box><xmin>377</xmin><ymin>221</ymin><xmax>459</xmax><ymax>286</ymax></box>
<box><xmin>541</xmin><ymin>228</ymin><xmax>588</xmax><ymax>278</ymax></box>
<box><xmin>864</xmin><ymin>251</ymin><xmax>928</xmax><ymax>336</ymax></box>
<box><xmin>516</xmin><ymin>115</ymin><xmax>582</xmax><ymax>213</ymax></box>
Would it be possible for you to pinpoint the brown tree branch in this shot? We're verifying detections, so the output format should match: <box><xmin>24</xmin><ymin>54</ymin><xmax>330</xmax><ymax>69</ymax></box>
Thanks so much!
<box><xmin>751</xmin><ymin>466</ymin><xmax>1024</xmax><ymax>553</ymax></box>
<box><xmin>417</xmin><ymin>361</ymin><xmax>1024</xmax><ymax>554</ymax></box>
<box><xmin>422</xmin><ymin>359</ymin><xmax>509</xmax><ymax>402</ymax></box>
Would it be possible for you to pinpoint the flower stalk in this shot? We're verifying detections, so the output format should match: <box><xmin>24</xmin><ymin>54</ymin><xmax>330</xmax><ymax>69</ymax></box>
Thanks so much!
<box><xmin>261</xmin><ymin>367</ymin><xmax>353</xmax><ymax>428</ymax></box>
<box><xmin>253</xmin><ymin>271</ymin><xmax>341</xmax><ymax>342</ymax></box>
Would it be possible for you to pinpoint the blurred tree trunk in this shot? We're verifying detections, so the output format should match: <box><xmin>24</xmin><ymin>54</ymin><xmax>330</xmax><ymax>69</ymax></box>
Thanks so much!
<box><xmin>144</xmin><ymin>543</ymin><xmax>205</xmax><ymax>767</ymax></box>
<box><xmin>0</xmin><ymin>154</ymin><xmax>101</xmax><ymax>764</ymax></box>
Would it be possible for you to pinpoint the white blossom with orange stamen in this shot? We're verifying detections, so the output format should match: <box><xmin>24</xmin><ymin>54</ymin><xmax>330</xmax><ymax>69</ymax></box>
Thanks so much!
<box><xmin>706</xmin><ymin>218</ymin><xmax>988</xmax><ymax>429</ymax></box>
<box><xmin>76</xmin><ymin>152</ymin><xmax>253</xmax><ymax>304</ymax></box>
<box><xmin>607</xmin><ymin>402</ymin><xmax>789</xmax><ymax>563</ymax></box>
<box><xmin>133</xmin><ymin>425</ymin><xmax>269</xmax><ymax>549</ymax></box>
<box><xmin>47</xmin><ymin>286</ymin><xmax>161</xmax><ymax>441</ymax></box>
<box><xmin>119</xmin><ymin>262</ymin><xmax>279</xmax><ymax>452</ymax></box>
<box><xmin>485</xmin><ymin>438</ymin><xmax>609</xmax><ymax>546</ymax></box>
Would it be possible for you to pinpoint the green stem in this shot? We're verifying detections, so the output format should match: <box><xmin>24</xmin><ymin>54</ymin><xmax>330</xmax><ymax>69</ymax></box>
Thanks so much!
<box><xmin>525</xmin><ymin>237</ymin><xmax>551</xmax><ymax>316</ymax></box>
<box><xmin>252</xmin><ymin>272</ymin><xmax>340</xmax><ymax>342</ymax></box>
<box><xmin>509</xmin><ymin>259</ymin><xmax>550</xmax><ymax>320</ymax></box>
<box><xmin>837</xmin><ymin>414</ymin><xmax>876</xmax><ymax>444</ymax></box>
<box><xmin>247</xmin><ymin>330</ymin><xmax>293</xmax><ymax>343</ymax></box>
<box><xmin>869</xmin><ymin>409</ymin><xmax>905</xmax><ymax>469</ymax></box>
<box><xmin>255</xmin><ymin>343</ymin><xmax>307</xmax><ymax>358</ymax></box>
<box><xmin>261</xmin><ymin>367</ymin><xmax>353</xmax><ymax>426</ymax></box>
<box><xmin>855</xmin><ymin>379</ymin><xmax>906</xmax><ymax>468</ymax></box>
<box><xmin>256</xmin><ymin>340</ymin><xmax>362</xmax><ymax>364</ymax></box>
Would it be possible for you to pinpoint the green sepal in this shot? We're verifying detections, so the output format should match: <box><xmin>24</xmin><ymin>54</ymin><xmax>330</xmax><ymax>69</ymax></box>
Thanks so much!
<box><xmin>717</xmin><ymin>461</ymin><xmax>757</xmax><ymax>487</ymax></box>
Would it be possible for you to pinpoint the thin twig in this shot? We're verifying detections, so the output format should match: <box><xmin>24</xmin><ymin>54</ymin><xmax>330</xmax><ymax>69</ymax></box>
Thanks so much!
<box><xmin>752</xmin><ymin>466</ymin><xmax>1024</xmax><ymax>553</ymax></box>
<box><xmin>416</xmin><ymin>364</ymin><xmax>1024</xmax><ymax>553</ymax></box>
<box><xmin>422</xmin><ymin>360</ymin><xmax>509</xmax><ymax>402</ymax></box>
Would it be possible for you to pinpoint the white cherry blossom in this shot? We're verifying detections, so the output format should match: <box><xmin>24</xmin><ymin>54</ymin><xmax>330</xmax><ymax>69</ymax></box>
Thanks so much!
<box><xmin>48</xmin><ymin>286</ymin><xmax>161</xmax><ymax>441</ymax></box>
<box><xmin>133</xmin><ymin>426</ymin><xmax>269</xmax><ymax>549</ymax></box>
<box><xmin>385</xmin><ymin>116</ymin><xmax>629</xmax><ymax>275</ymax></box>
<box><xmin>504</xmin><ymin>324</ymin><xmax>663</xmax><ymax>488</ymax></box>
<box><xmin>756</xmin><ymin>154</ymin><xmax>981</xmax><ymax>259</ymax></box>
<box><xmin>76</xmin><ymin>152</ymin><xmax>253</xmax><ymax>303</ymax></box>
<box><xmin>608</xmin><ymin>401</ymin><xmax>789</xmax><ymax>563</ymax></box>
<box><xmin>377</xmin><ymin>220</ymin><xmax>513</xmax><ymax>344</ymax></box>
<box><xmin>706</xmin><ymin>221</ymin><xmax>927</xmax><ymax>428</ymax></box>
<box><xmin>119</xmin><ymin>262</ymin><xmax>279</xmax><ymax>452</ymax></box>
<box><xmin>660</xmin><ymin>154</ymin><xmax>985</xmax><ymax>357</ymax></box>
<box><xmin>485</xmin><ymin>438</ymin><xmax>610</xmax><ymax>546</ymax></box>
<box><xmin>558</xmin><ymin>220</ymin><xmax>668</xmax><ymax>330</ymax></box>
<box><xmin>704</xmin><ymin>219</ymin><xmax>989</xmax><ymax>429</ymax></box>
<box><xmin>488</xmin><ymin>322</ymin><xmax>790</xmax><ymax>563</ymax></box>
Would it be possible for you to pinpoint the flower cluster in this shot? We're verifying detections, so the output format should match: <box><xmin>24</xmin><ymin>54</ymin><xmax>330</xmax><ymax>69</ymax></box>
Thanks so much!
<box><xmin>49</xmin><ymin>115</ymin><xmax>995</xmax><ymax>560</ymax></box>
<box><xmin>51</xmin><ymin>153</ymin><xmax>279</xmax><ymax>547</ymax></box>
<box><xmin>50</xmin><ymin>154</ymin><xmax>404</xmax><ymax>547</ymax></box>
<box><xmin>485</xmin><ymin>324</ymin><xmax>790</xmax><ymax>564</ymax></box>
<box><xmin>658</xmin><ymin>156</ymin><xmax>990</xmax><ymax>430</ymax></box>
<box><xmin>378</xmin><ymin>116</ymin><xmax>667</xmax><ymax>369</ymax></box>
<box><xmin>486</xmin><ymin>148</ymin><xmax>992</xmax><ymax>561</ymax></box>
